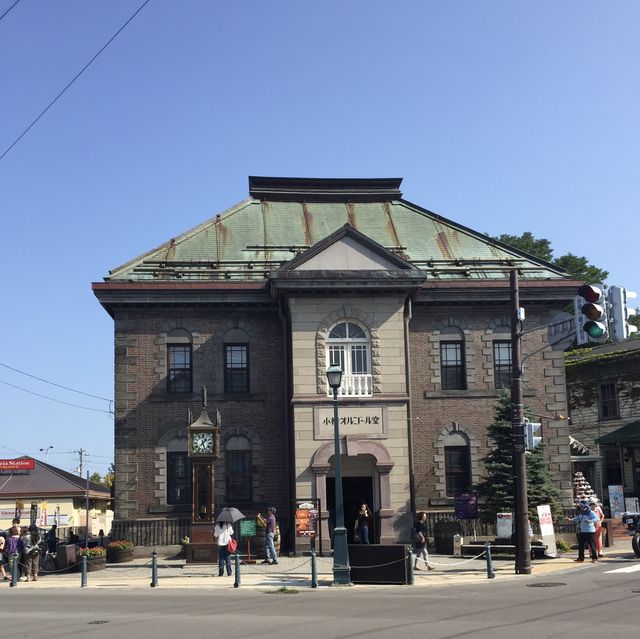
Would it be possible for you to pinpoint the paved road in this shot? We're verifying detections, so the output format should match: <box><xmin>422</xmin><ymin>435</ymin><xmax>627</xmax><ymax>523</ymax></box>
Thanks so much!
<box><xmin>3</xmin><ymin>544</ymin><xmax>639</xmax><ymax>638</ymax></box>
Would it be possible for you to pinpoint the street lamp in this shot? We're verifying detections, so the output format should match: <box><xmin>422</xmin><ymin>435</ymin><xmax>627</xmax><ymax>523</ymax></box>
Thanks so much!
<box><xmin>39</xmin><ymin>446</ymin><xmax>53</xmax><ymax>462</ymax></box>
<box><xmin>326</xmin><ymin>365</ymin><xmax>351</xmax><ymax>586</ymax></box>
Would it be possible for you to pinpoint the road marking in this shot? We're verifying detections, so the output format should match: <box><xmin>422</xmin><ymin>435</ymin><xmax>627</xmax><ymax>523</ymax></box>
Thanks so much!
<box><xmin>604</xmin><ymin>563</ymin><xmax>640</xmax><ymax>574</ymax></box>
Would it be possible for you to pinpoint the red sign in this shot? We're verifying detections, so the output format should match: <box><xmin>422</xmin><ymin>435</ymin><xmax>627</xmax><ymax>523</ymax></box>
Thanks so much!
<box><xmin>0</xmin><ymin>459</ymin><xmax>35</xmax><ymax>471</ymax></box>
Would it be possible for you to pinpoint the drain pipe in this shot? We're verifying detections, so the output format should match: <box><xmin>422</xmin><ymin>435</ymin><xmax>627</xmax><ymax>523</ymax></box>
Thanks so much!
<box><xmin>404</xmin><ymin>296</ymin><xmax>416</xmax><ymax>516</ymax></box>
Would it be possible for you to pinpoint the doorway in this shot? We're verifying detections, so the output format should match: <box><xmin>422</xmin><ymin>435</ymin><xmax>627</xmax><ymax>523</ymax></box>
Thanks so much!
<box><xmin>326</xmin><ymin>476</ymin><xmax>374</xmax><ymax>544</ymax></box>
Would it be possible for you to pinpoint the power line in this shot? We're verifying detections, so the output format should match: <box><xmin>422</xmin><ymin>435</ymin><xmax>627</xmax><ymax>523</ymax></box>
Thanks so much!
<box><xmin>0</xmin><ymin>379</ymin><xmax>112</xmax><ymax>413</ymax></box>
<box><xmin>0</xmin><ymin>0</ymin><xmax>21</xmax><ymax>21</ymax></box>
<box><xmin>0</xmin><ymin>0</ymin><xmax>152</xmax><ymax>161</ymax></box>
<box><xmin>0</xmin><ymin>361</ymin><xmax>112</xmax><ymax>402</ymax></box>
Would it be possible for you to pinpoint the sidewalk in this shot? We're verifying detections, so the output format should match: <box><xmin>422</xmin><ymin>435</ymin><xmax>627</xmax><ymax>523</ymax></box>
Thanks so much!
<box><xmin>7</xmin><ymin>539</ymin><xmax>636</xmax><ymax>590</ymax></box>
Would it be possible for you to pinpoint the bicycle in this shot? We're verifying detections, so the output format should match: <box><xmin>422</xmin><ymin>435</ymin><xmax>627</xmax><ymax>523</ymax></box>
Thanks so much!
<box><xmin>38</xmin><ymin>540</ymin><xmax>57</xmax><ymax>573</ymax></box>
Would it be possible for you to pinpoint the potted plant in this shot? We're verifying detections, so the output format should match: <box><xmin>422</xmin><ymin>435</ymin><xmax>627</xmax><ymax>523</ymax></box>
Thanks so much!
<box><xmin>106</xmin><ymin>539</ymin><xmax>134</xmax><ymax>563</ymax></box>
<box><xmin>77</xmin><ymin>546</ymin><xmax>107</xmax><ymax>572</ymax></box>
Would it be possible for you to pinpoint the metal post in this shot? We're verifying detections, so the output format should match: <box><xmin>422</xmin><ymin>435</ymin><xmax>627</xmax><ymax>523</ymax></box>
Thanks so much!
<box><xmin>511</xmin><ymin>269</ymin><xmax>531</xmax><ymax>575</ymax></box>
<box><xmin>233</xmin><ymin>551</ymin><xmax>240</xmax><ymax>588</ymax></box>
<box><xmin>331</xmin><ymin>386</ymin><xmax>351</xmax><ymax>586</ymax></box>
<box><xmin>10</xmin><ymin>553</ymin><xmax>18</xmax><ymax>587</ymax></box>
<box><xmin>407</xmin><ymin>547</ymin><xmax>414</xmax><ymax>585</ymax></box>
<box><xmin>485</xmin><ymin>542</ymin><xmax>495</xmax><ymax>579</ymax></box>
<box><xmin>81</xmin><ymin>554</ymin><xmax>88</xmax><ymax>587</ymax></box>
<box><xmin>85</xmin><ymin>470</ymin><xmax>90</xmax><ymax>549</ymax></box>
<box><xmin>310</xmin><ymin>551</ymin><xmax>318</xmax><ymax>588</ymax></box>
<box><xmin>150</xmin><ymin>550</ymin><xmax>158</xmax><ymax>587</ymax></box>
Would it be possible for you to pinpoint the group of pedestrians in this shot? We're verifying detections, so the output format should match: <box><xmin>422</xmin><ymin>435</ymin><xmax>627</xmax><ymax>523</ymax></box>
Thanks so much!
<box><xmin>567</xmin><ymin>497</ymin><xmax>605</xmax><ymax>563</ymax></box>
<box><xmin>0</xmin><ymin>518</ymin><xmax>42</xmax><ymax>583</ymax></box>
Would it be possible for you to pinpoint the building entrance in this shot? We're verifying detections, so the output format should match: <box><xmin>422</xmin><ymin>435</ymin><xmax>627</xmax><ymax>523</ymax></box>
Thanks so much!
<box><xmin>326</xmin><ymin>476</ymin><xmax>374</xmax><ymax>544</ymax></box>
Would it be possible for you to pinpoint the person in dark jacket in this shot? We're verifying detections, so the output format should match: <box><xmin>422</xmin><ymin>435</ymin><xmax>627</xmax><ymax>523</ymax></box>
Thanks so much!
<box><xmin>414</xmin><ymin>512</ymin><xmax>433</xmax><ymax>571</ymax></box>
<box><xmin>20</xmin><ymin>524</ymin><xmax>40</xmax><ymax>581</ymax></box>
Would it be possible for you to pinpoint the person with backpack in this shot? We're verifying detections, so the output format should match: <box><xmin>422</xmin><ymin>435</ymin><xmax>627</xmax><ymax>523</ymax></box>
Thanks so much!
<box><xmin>20</xmin><ymin>524</ymin><xmax>40</xmax><ymax>581</ymax></box>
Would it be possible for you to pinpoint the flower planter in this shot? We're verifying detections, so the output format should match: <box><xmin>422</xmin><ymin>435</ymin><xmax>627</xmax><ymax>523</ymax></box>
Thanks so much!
<box><xmin>85</xmin><ymin>555</ymin><xmax>107</xmax><ymax>572</ymax></box>
<box><xmin>106</xmin><ymin>548</ymin><xmax>134</xmax><ymax>563</ymax></box>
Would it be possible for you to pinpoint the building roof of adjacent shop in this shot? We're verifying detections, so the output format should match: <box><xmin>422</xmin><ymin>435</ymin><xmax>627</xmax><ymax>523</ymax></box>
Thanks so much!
<box><xmin>596</xmin><ymin>421</ymin><xmax>640</xmax><ymax>444</ymax></box>
<box><xmin>0</xmin><ymin>457</ymin><xmax>110</xmax><ymax>499</ymax></box>
<box><xmin>104</xmin><ymin>177</ymin><xmax>569</xmax><ymax>283</ymax></box>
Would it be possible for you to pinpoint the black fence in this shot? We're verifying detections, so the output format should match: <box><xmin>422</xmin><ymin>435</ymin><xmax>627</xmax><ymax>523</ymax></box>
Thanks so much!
<box><xmin>110</xmin><ymin>518</ymin><xmax>190</xmax><ymax>546</ymax></box>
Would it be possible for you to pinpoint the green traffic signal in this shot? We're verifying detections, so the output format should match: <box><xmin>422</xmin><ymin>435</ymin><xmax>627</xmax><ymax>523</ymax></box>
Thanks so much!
<box><xmin>583</xmin><ymin>320</ymin><xmax>606</xmax><ymax>338</ymax></box>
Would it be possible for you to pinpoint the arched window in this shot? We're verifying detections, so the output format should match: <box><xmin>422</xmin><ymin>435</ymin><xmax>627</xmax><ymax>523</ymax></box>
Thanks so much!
<box><xmin>327</xmin><ymin>321</ymin><xmax>372</xmax><ymax>396</ymax></box>
<box><xmin>444</xmin><ymin>431</ymin><xmax>471</xmax><ymax>497</ymax></box>
<box><xmin>225</xmin><ymin>436</ymin><xmax>251</xmax><ymax>502</ymax></box>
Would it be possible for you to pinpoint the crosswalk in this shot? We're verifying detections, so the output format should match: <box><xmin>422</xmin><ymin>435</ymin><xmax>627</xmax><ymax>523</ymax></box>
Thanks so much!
<box><xmin>604</xmin><ymin>563</ymin><xmax>640</xmax><ymax>574</ymax></box>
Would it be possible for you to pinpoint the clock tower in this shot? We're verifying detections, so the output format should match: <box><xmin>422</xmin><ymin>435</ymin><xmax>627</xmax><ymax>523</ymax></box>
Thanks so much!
<box><xmin>186</xmin><ymin>387</ymin><xmax>220</xmax><ymax>563</ymax></box>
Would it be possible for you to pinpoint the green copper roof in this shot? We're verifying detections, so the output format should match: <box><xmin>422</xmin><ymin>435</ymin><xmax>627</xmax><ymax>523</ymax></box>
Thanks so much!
<box><xmin>106</xmin><ymin>178</ymin><xmax>567</xmax><ymax>282</ymax></box>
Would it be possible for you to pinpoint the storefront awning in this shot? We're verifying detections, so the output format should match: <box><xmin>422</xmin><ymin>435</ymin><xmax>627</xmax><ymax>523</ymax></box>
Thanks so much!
<box><xmin>596</xmin><ymin>421</ymin><xmax>640</xmax><ymax>445</ymax></box>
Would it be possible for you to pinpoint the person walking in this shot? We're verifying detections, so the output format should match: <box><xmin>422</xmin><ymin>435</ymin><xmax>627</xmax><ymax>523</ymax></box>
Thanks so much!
<box><xmin>257</xmin><ymin>507</ymin><xmax>278</xmax><ymax>565</ymax></box>
<box><xmin>0</xmin><ymin>535</ymin><xmax>8</xmax><ymax>581</ymax></box>
<box><xmin>354</xmin><ymin>503</ymin><xmax>371</xmax><ymax>544</ymax></box>
<box><xmin>213</xmin><ymin>521</ymin><xmax>234</xmax><ymax>577</ymax></box>
<box><xmin>5</xmin><ymin>524</ymin><xmax>21</xmax><ymax>581</ymax></box>
<box><xmin>590</xmin><ymin>497</ymin><xmax>606</xmax><ymax>558</ymax></box>
<box><xmin>567</xmin><ymin>499</ymin><xmax>599</xmax><ymax>563</ymax></box>
<box><xmin>413</xmin><ymin>512</ymin><xmax>433</xmax><ymax>571</ymax></box>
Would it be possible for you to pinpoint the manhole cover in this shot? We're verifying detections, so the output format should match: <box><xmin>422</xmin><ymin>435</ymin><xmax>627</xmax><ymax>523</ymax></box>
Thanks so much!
<box><xmin>526</xmin><ymin>583</ymin><xmax>567</xmax><ymax>588</ymax></box>
<box><xmin>88</xmin><ymin>621</ymin><xmax>110</xmax><ymax>625</ymax></box>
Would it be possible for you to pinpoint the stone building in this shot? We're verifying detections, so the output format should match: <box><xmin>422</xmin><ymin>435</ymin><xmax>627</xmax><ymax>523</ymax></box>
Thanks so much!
<box><xmin>566</xmin><ymin>339</ymin><xmax>640</xmax><ymax>511</ymax></box>
<box><xmin>93</xmin><ymin>176</ymin><xmax>576</xmax><ymax>547</ymax></box>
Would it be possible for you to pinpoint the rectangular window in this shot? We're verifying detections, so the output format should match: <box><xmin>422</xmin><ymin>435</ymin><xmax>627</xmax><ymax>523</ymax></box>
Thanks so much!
<box><xmin>493</xmin><ymin>341</ymin><xmax>512</xmax><ymax>389</ymax></box>
<box><xmin>599</xmin><ymin>382</ymin><xmax>619</xmax><ymax>419</ymax></box>
<box><xmin>167</xmin><ymin>345</ymin><xmax>192</xmax><ymax>394</ymax></box>
<box><xmin>440</xmin><ymin>342</ymin><xmax>466</xmax><ymax>390</ymax></box>
<box><xmin>167</xmin><ymin>452</ymin><xmax>192</xmax><ymax>506</ymax></box>
<box><xmin>604</xmin><ymin>447</ymin><xmax>622</xmax><ymax>485</ymax></box>
<box><xmin>224</xmin><ymin>344</ymin><xmax>249</xmax><ymax>393</ymax></box>
<box><xmin>445</xmin><ymin>446</ymin><xmax>471</xmax><ymax>496</ymax></box>
<box><xmin>226</xmin><ymin>451</ymin><xmax>251</xmax><ymax>502</ymax></box>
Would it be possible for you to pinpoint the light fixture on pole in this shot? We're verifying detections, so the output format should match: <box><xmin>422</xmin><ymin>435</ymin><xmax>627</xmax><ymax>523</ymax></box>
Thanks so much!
<box><xmin>39</xmin><ymin>446</ymin><xmax>53</xmax><ymax>462</ymax></box>
<box><xmin>326</xmin><ymin>364</ymin><xmax>351</xmax><ymax>586</ymax></box>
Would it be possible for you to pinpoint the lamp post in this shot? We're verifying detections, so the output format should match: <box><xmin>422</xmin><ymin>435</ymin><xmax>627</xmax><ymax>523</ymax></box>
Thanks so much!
<box><xmin>326</xmin><ymin>365</ymin><xmax>351</xmax><ymax>586</ymax></box>
<box><xmin>39</xmin><ymin>446</ymin><xmax>53</xmax><ymax>462</ymax></box>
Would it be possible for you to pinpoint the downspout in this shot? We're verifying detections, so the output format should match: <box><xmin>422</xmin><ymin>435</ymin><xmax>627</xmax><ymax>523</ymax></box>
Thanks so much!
<box><xmin>278</xmin><ymin>297</ymin><xmax>295</xmax><ymax>550</ymax></box>
<box><xmin>404</xmin><ymin>296</ymin><xmax>416</xmax><ymax>516</ymax></box>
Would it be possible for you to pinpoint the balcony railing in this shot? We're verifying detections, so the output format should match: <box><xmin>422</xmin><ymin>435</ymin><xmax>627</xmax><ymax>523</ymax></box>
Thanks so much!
<box><xmin>328</xmin><ymin>374</ymin><xmax>373</xmax><ymax>397</ymax></box>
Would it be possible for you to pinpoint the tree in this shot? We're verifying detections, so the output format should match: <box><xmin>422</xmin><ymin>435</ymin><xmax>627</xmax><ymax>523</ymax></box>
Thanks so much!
<box><xmin>104</xmin><ymin>463</ymin><xmax>115</xmax><ymax>489</ymax></box>
<box><xmin>493</xmin><ymin>232</ymin><xmax>609</xmax><ymax>283</ymax></box>
<box><xmin>474</xmin><ymin>391</ymin><xmax>560</xmax><ymax>523</ymax></box>
<box><xmin>89</xmin><ymin>472</ymin><xmax>103</xmax><ymax>485</ymax></box>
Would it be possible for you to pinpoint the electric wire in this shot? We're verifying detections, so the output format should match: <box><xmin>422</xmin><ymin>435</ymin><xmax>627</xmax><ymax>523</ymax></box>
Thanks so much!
<box><xmin>0</xmin><ymin>361</ymin><xmax>112</xmax><ymax>402</ymax></box>
<box><xmin>0</xmin><ymin>379</ymin><xmax>112</xmax><ymax>413</ymax></box>
<box><xmin>0</xmin><ymin>0</ymin><xmax>152</xmax><ymax>161</ymax></box>
<box><xmin>0</xmin><ymin>0</ymin><xmax>21</xmax><ymax>21</ymax></box>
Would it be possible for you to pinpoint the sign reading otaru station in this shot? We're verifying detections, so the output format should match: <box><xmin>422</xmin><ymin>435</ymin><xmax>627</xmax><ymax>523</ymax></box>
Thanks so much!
<box><xmin>0</xmin><ymin>459</ymin><xmax>35</xmax><ymax>471</ymax></box>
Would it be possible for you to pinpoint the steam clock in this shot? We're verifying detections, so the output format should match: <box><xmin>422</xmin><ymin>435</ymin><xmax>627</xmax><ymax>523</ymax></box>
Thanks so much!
<box><xmin>186</xmin><ymin>387</ymin><xmax>220</xmax><ymax>563</ymax></box>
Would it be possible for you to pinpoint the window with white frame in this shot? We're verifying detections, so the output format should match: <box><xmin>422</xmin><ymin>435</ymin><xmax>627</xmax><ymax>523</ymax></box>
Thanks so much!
<box><xmin>326</xmin><ymin>321</ymin><xmax>372</xmax><ymax>396</ymax></box>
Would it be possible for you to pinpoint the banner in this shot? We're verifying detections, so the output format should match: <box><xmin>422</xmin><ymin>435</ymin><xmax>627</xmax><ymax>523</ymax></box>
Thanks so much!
<box><xmin>536</xmin><ymin>504</ymin><xmax>557</xmax><ymax>558</ymax></box>
<box><xmin>454</xmin><ymin>493</ymin><xmax>478</xmax><ymax>520</ymax></box>
<box><xmin>0</xmin><ymin>459</ymin><xmax>34</xmax><ymax>471</ymax></box>
<box><xmin>609</xmin><ymin>485</ymin><xmax>625</xmax><ymax>517</ymax></box>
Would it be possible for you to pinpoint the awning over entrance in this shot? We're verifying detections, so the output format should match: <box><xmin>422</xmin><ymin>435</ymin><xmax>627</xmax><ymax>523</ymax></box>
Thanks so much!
<box><xmin>596</xmin><ymin>421</ymin><xmax>640</xmax><ymax>445</ymax></box>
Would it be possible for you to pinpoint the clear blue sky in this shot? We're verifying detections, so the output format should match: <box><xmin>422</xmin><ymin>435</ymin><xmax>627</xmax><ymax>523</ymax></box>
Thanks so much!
<box><xmin>1</xmin><ymin>1</ymin><xmax>637</xmax><ymax>477</ymax></box>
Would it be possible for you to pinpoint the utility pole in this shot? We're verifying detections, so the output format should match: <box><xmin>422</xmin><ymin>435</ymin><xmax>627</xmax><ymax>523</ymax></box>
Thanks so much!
<box><xmin>75</xmin><ymin>448</ymin><xmax>86</xmax><ymax>477</ymax></box>
<box><xmin>510</xmin><ymin>269</ymin><xmax>531</xmax><ymax>575</ymax></box>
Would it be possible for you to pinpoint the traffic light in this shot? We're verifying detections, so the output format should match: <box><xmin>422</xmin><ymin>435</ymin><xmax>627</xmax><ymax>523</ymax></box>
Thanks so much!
<box><xmin>608</xmin><ymin>286</ymin><xmax>638</xmax><ymax>342</ymax></box>
<box><xmin>525</xmin><ymin>421</ymin><xmax>542</xmax><ymax>451</ymax></box>
<box><xmin>574</xmin><ymin>284</ymin><xmax>608</xmax><ymax>344</ymax></box>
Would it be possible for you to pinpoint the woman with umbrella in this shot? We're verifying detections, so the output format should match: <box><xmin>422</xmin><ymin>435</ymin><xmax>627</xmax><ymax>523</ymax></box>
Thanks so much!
<box><xmin>214</xmin><ymin>507</ymin><xmax>243</xmax><ymax>577</ymax></box>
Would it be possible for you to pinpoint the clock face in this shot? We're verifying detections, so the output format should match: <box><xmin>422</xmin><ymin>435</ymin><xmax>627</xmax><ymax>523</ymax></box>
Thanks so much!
<box><xmin>191</xmin><ymin>432</ymin><xmax>214</xmax><ymax>454</ymax></box>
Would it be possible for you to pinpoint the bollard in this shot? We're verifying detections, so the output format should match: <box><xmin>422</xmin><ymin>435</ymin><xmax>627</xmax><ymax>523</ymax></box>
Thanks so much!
<box><xmin>233</xmin><ymin>551</ymin><xmax>240</xmax><ymax>588</ymax></box>
<box><xmin>81</xmin><ymin>555</ymin><xmax>88</xmax><ymax>588</ymax></box>
<box><xmin>150</xmin><ymin>550</ymin><xmax>158</xmax><ymax>587</ymax></box>
<box><xmin>407</xmin><ymin>547</ymin><xmax>414</xmax><ymax>585</ymax></box>
<box><xmin>310</xmin><ymin>551</ymin><xmax>318</xmax><ymax>589</ymax></box>
<box><xmin>485</xmin><ymin>542</ymin><xmax>495</xmax><ymax>579</ymax></box>
<box><xmin>10</xmin><ymin>553</ymin><xmax>18</xmax><ymax>587</ymax></box>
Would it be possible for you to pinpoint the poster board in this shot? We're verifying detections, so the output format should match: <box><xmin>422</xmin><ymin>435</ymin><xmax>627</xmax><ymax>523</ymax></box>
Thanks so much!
<box><xmin>609</xmin><ymin>485</ymin><xmax>625</xmax><ymax>517</ymax></box>
<box><xmin>497</xmin><ymin>513</ymin><xmax>513</xmax><ymax>539</ymax></box>
<box><xmin>537</xmin><ymin>504</ymin><xmax>557</xmax><ymax>558</ymax></box>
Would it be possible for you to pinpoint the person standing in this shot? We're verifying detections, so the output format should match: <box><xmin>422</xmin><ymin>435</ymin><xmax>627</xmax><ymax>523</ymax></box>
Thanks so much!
<box><xmin>20</xmin><ymin>524</ymin><xmax>40</xmax><ymax>582</ymax></box>
<box><xmin>354</xmin><ymin>503</ymin><xmax>371</xmax><ymax>544</ymax></box>
<box><xmin>213</xmin><ymin>521</ymin><xmax>234</xmax><ymax>577</ymax></box>
<box><xmin>46</xmin><ymin>525</ymin><xmax>58</xmax><ymax>554</ymax></box>
<box><xmin>567</xmin><ymin>499</ymin><xmax>599</xmax><ymax>562</ymax></box>
<box><xmin>0</xmin><ymin>535</ymin><xmax>7</xmax><ymax>581</ymax></box>
<box><xmin>257</xmin><ymin>507</ymin><xmax>278</xmax><ymax>565</ymax></box>
<box><xmin>5</xmin><ymin>524</ymin><xmax>21</xmax><ymax>580</ymax></box>
<box><xmin>413</xmin><ymin>511</ymin><xmax>433</xmax><ymax>571</ymax></box>
<box><xmin>590</xmin><ymin>497</ymin><xmax>606</xmax><ymax>558</ymax></box>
